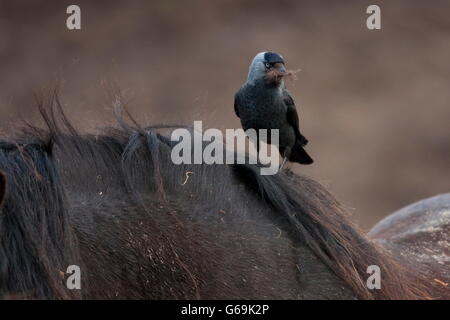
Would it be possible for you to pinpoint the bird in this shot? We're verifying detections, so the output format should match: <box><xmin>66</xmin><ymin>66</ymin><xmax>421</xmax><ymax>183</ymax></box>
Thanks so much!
<box><xmin>234</xmin><ymin>51</ymin><xmax>313</xmax><ymax>168</ymax></box>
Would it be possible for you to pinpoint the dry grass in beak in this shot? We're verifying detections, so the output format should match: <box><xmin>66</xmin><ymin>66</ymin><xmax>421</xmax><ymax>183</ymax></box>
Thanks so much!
<box><xmin>266</xmin><ymin>68</ymin><xmax>302</xmax><ymax>83</ymax></box>
<box><xmin>279</xmin><ymin>68</ymin><xmax>302</xmax><ymax>80</ymax></box>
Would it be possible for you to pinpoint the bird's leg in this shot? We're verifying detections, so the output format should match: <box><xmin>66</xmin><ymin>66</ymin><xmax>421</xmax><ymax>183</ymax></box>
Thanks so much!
<box><xmin>279</xmin><ymin>147</ymin><xmax>291</xmax><ymax>171</ymax></box>
<box><xmin>280</xmin><ymin>157</ymin><xmax>287</xmax><ymax>171</ymax></box>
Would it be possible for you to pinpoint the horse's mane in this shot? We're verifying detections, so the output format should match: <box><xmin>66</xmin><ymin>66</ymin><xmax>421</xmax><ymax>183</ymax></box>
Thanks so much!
<box><xmin>0</xmin><ymin>92</ymin><xmax>444</xmax><ymax>299</ymax></box>
<box><xmin>0</xmin><ymin>135</ymin><xmax>80</xmax><ymax>299</ymax></box>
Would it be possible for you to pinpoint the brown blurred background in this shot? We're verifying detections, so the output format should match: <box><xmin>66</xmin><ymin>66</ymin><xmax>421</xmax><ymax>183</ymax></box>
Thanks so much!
<box><xmin>0</xmin><ymin>0</ymin><xmax>449</xmax><ymax>229</ymax></box>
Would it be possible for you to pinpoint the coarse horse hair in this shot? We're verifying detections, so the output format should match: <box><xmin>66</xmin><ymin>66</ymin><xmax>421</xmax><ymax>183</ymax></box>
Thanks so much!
<box><xmin>0</xmin><ymin>92</ymin><xmax>445</xmax><ymax>299</ymax></box>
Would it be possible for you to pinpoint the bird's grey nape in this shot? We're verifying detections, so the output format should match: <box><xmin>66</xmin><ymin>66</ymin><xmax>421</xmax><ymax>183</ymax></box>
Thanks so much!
<box><xmin>247</xmin><ymin>52</ymin><xmax>267</xmax><ymax>85</ymax></box>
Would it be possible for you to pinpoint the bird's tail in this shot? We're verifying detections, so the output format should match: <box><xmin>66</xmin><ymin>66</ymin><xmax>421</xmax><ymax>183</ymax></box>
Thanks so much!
<box><xmin>289</xmin><ymin>139</ymin><xmax>314</xmax><ymax>165</ymax></box>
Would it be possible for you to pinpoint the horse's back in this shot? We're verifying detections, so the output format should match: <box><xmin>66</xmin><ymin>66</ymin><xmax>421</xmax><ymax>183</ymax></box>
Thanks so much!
<box><xmin>369</xmin><ymin>194</ymin><xmax>450</xmax><ymax>290</ymax></box>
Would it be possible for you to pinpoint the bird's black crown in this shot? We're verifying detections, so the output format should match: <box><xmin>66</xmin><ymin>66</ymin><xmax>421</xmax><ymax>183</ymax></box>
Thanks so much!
<box><xmin>264</xmin><ymin>52</ymin><xmax>284</xmax><ymax>64</ymax></box>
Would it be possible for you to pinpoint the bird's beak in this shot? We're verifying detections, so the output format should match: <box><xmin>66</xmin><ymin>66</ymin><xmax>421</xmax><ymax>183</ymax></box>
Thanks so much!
<box><xmin>264</xmin><ymin>62</ymin><xmax>288</xmax><ymax>86</ymax></box>
<box><xmin>274</xmin><ymin>62</ymin><xmax>286</xmax><ymax>74</ymax></box>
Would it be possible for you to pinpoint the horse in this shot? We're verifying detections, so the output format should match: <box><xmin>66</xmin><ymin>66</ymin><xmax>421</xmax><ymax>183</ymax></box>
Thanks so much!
<box><xmin>369</xmin><ymin>193</ymin><xmax>450</xmax><ymax>290</ymax></box>
<box><xmin>0</xmin><ymin>94</ymin><xmax>447</xmax><ymax>299</ymax></box>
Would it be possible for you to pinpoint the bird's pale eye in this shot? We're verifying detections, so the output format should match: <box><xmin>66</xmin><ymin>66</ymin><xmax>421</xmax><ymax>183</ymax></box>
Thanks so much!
<box><xmin>265</xmin><ymin>62</ymin><xmax>271</xmax><ymax>69</ymax></box>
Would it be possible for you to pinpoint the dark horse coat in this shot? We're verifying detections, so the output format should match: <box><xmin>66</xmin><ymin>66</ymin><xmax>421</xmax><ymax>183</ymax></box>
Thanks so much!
<box><xmin>0</xmin><ymin>94</ymin><xmax>447</xmax><ymax>299</ymax></box>
<box><xmin>369</xmin><ymin>194</ymin><xmax>450</xmax><ymax>290</ymax></box>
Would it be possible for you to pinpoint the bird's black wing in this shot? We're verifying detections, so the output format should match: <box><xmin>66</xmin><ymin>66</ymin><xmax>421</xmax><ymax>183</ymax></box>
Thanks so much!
<box><xmin>234</xmin><ymin>91</ymin><xmax>241</xmax><ymax>118</ymax></box>
<box><xmin>283</xmin><ymin>90</ymin><xmax>308</xmax><ymax>146</ymax></box>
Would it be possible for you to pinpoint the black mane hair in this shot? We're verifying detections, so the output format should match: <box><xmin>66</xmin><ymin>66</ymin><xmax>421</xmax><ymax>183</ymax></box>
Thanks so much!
<box><xmin>0</xmin><ymin>139</ymin><xmax>80</xmax><ymax>299</ymax></box>
<box><xmin>0</xmin><ymin>92</ymin><xmax>444</xmax><ymax>299</ymax></box>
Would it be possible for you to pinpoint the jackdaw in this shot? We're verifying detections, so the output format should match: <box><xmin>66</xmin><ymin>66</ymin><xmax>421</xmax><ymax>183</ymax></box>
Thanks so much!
<box><xmin>234</xmin><ymin>51</ymin><xmax>313</xmax><ymax>167</ymax></box>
